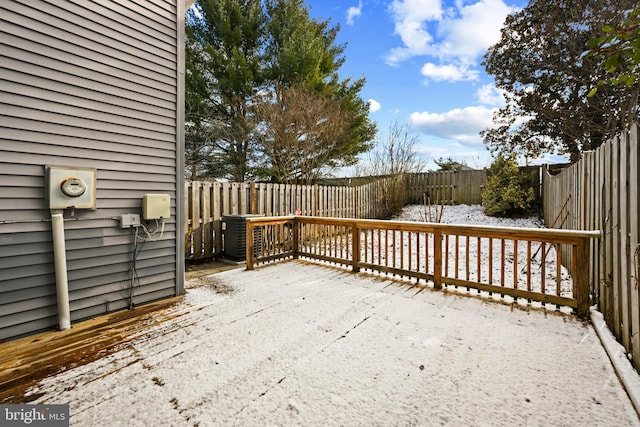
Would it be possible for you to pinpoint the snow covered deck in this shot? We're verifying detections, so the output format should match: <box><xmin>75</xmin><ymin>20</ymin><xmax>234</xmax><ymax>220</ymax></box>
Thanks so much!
<box><xmin>12</xmin><ymin>261</ymin><xmax>640</xmax><ymax>426</ymax></box>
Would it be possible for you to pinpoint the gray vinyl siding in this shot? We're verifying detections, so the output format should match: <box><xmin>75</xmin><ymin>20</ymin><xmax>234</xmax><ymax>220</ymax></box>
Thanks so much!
<box><xmin>0</xmin><ymin>0</ymin><xmax>185</xmax><ymax>340</ymax></box>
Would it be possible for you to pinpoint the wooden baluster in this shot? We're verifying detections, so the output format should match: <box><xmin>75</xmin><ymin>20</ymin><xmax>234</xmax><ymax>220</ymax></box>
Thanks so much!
<box><xmin>513</xmin><ymin>240</ymin><xmax>518</xmax><ymax>289</ymax></box>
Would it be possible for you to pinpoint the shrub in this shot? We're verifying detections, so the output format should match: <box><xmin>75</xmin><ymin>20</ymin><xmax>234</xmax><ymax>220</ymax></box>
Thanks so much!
<box><xmin>377</xmin><ymin>174</ymin><xmax>407</xmax><ymax>219</ymax></box>
<box><xmin>361</xmin><ymin>121</ymin><xmax>426</xmax><ymax>219</ymax></box>
<box><xmin>482</xmin><ymin>154</ymin><xmax>535</xmax><ymax>217</ymax></box>
<box><xmin>421</xmin><ymin>191</ymin><xmax>445</xmax><ymax>223</ymax></box>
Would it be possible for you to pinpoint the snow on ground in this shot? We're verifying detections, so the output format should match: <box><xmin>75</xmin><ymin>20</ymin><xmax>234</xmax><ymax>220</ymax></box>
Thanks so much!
<box><xmin>392</xmin><ymin>204</ymin><xmax>571</xmax><ymax>302</ymax></box>
<box><xmin>25</xmin><ymin>205</ymin><xmax>640</xmax><ymax>426</ymax></box>
<box><xmin>394</xmin><ymin>203</ymin><xmax>545</xmax><ymax>229</ymax></box>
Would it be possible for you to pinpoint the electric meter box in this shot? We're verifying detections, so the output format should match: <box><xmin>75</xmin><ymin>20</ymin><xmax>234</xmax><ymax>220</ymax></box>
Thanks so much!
<box><xmin>46</xmin><ymin>166</ymin><xmax>96</xmax><ymax>210</ymax></box>
<box><xmin>142</xmin><ymin>194</ymin><xmax>170</xmax><ymax>220</ymax></box>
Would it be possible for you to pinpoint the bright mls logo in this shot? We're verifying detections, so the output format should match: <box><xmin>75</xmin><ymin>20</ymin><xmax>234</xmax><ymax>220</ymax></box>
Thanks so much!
<box><xmin>0</xmin><ymin>405</ymin><xmax>69</xmax><ymax>426</ymax></box>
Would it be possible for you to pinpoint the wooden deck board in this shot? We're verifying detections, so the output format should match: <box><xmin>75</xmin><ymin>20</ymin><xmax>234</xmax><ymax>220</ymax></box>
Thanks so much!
<box><xmin>0</xmin><ymin>296</ymin><xmax>183</xmax><ymax>403</ymax></box>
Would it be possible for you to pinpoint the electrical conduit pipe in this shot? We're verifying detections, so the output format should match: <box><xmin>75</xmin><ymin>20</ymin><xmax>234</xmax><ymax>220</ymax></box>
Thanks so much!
<box><xmin>51</xmin><ymin>211</ymin><xmax>71</xmax><ymax>330</ymax></box>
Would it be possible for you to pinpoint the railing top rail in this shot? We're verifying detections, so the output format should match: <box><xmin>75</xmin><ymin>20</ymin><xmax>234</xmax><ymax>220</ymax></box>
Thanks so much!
<box><xmin>246</xmin><ymin>215</ymin><xmax>296</xmax><ymax>223</ymax></box>
<box><xmin>246</xmin><ymin>215</ymin><xmax>601</xmax><ymax>242</ymax></box>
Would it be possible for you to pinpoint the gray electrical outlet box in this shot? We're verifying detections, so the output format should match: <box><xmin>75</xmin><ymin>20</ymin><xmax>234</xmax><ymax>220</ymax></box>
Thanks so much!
<box><xmin>46</xmin><ymin>166</ymin><xmax>96</xmax><ymax>210</ymax></box>
<box><xmin>120</xmin><ymin>214</ymin><xmax>141</xmax><ymax>228</ymax></box>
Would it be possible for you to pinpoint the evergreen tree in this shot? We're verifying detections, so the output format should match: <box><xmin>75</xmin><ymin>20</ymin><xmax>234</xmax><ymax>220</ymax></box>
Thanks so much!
<box><xmin>434</xmin><ymin>157</ymin><xmax>467</xmax><ymax>171</ymax></box>
<box><xmin>255</xmin><ymin>0</ymin><xmax>375</xmax><ymax>181</ymax></box>
<box><xmin>185</xmin><ymin>0</ymin><xmax>376</xmax><ymax>182</ymax></box>
<box><xmin>186</xmin><ymin>0</ymin><xmax>266</xmax><ymax>181</ymax></box>
<box><xmin>482</xmin><ymin>155</ymin><xmax>535</xmax><ymax>217</ymax></box>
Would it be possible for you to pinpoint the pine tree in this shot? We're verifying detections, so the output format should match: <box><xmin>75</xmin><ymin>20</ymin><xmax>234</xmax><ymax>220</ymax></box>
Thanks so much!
<box><xmin>185</xmin><ymin>0</ymin><xmax>376</xmax><ymax>182</ymax></box>
<box><xmin>186</xmin><ymin>0</ymin><xmax>266</xmax><ymax>181</ymax></box>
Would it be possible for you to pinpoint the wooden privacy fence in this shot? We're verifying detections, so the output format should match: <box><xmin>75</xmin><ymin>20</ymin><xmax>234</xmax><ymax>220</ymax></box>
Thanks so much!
<box><xmin>185</xmin><ymin>169</ymin><xmax>535</xmax><ymax>259</ymax></box>
<box><xmin>542</xmin><ymin>124</ymin><xmax>640</xmax><ymax>371</ymax></box>
<box><xmin>405</xmin><ymin>170</ymin><xmax>487</xmax><ymax>204</ymax></box>
<box><xmin>405</xmin><ymin>168</ymin><xmax>540</xmax><ymax>205</ymax></box>
<box><xmin>185</xmin><ymin>179</ymin><xmax>390</xmax><ymax>259</ymax></box>
<box><xmin>246</xmin><ymin>216</ymin><xmax>599</xmax><ymax>318</ymax></box>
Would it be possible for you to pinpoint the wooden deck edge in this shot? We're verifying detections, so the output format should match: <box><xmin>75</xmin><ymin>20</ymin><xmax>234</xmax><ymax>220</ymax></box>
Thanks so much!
<box><xmin>0</xmin><ymin>295</ymin><xmax>183</xmax><ymax>404</ymax></box>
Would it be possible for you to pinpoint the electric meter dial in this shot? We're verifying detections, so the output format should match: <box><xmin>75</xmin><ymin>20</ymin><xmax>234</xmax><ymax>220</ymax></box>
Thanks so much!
<box><xmin>60</xmin><ymin>178</ymin><xmax>87</xmax><ymax>197</ymax></box>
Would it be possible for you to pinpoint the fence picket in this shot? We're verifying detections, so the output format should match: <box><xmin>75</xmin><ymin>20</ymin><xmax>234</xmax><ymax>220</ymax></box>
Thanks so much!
<box><xmin>541</xmin><ymin>124</ymin><xmax>640</xmax><ymax>373</ymax></box>
<box><xmin>612</xmin><ymin>137</ymin><xmax>622</xmax><ymax>339</ymax></box>
<box><xmin>213</xmin><ymin>182</ymin><xmax>222</xmax><ymax>256</ymax></box>
<box><xmin>629</xmin><ymin>125</ymin><xmax>640</xmax><ymax>368</ymax></box>
<box><xmin>192</xmin><ymin>181</ymin><xmax>202</xmax><ymax>258</ymax></box>
<box><xmin>222</xmin><ymin>182</ymin><xmax>231</xmax><ymax>215</ymax></box>
<box><xmin>620</xmin><ymin>133</ymin><xmax>630</xmax><ymax>349</ymax></box>
<box><xmin>202</xmin><ymin>182</ymin><xmax>212</xmax><ymax>258</ymax></box>
<box><xmin>184</xmin><ymin>181</ymin><xmax>190</xmax><ymax>257</ymax></box>
<box><xmin>597</xmin><ymin>145</ymin><xmax>605</xmax><ymax>312</ymax></box>
<box><xmin>604</xmin><ymin>142</ymin><xmax>613</xmax><ymax>322</ymax></box>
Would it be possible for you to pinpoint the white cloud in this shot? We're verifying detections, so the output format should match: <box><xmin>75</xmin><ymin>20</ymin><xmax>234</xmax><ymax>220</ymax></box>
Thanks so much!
<box><xmin>409</xmin><ymin>105</ymin><xmax>497</xmax><ymax>146</ymax></box>
<box><xmin>385</xmin><ymin>0</ymin><xmax>443</xmax><ymax>64</ymax></box>
<box><xmin>368</xmin><ymin>98</ymin><xmax>382</xmax><ymax>112</ymax></box>
<box><xmin>436</xmin><ymin>0</ymin><xmax>513</xmax><ymax>61</ymax></box>
<box><xmin>420</xmin><ymin>62</ymin><xmax>479</xmax><ymax>82</ymax></box>
<box><xmin>346</xmin><ymin>1</ymin><xmax>363</xmax><ymax>25</ymax></box>
<box><xmin>475</xmin><ymin>84</ymin><xmax>505</xmax><ymax>106</ymax></box>
<box><xmin>385</xmin><ymin>0</ymin><xmax>518</xmax><ymax>81</ymax></box>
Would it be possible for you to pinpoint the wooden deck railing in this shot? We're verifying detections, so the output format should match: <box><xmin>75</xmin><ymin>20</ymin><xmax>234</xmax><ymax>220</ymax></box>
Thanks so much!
<box><xmin>246</xmin><ymin>216</ymin><xmax>600</xmax><ymax>318</ymax></box>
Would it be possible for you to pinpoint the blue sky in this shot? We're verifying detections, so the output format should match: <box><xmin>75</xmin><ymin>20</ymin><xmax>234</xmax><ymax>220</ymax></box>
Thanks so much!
<box><xmin>305</xmin><ymin>0</ymin><xmax>530</xmax><ymax>170</ymax></box>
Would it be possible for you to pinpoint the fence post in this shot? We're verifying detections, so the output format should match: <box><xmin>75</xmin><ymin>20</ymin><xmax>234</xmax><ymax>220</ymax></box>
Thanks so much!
<box><xmin>352</xmin><ymin>222</ymin><xmax>360</xmax><ymax>272</ymax></box>
<box><xmin>573</xmin><ymin>237</ymin><xmax>590</xmax><ymax>318</ymax></box>
<box><xmin>433</xmin><ymin>228</ymin><xmax>443</xmax><ymax>290</ymax></box>
<box><xmin>246</xmin><ymin>219</ymin><xmax>255</xmax><ymax>270</ymax></box>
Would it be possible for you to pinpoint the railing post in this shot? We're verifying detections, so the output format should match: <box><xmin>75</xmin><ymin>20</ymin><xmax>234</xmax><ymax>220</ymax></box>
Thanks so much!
<box><xmin>433</xmin><ymin>228</ymin><xmax>443</xmax><ymax>289</ymax></box>
<box><xmin>352</xmin><ymin>222</ymin><xmax>360</xmax><ymax>272</ymax></box>
<box><xmin>573</xmin><ymin>237</ymin><xmax>590</xmax><ymax>318</ymax></box>
<box><xmin>292</xmin><ymin>218</ymin><xmax>299</xmax><ymax>259</ymax></box>
<box><xmin>246</xmin><ymin>219</ymin><xmax>255</xmax><ymax>270</ymax></box>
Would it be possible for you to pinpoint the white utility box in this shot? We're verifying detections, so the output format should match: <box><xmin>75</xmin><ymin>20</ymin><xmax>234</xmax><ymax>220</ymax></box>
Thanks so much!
<box><xmin>142</xmin><ymin>194</ymin><xmax>170</xmax><ymax>220</ymax></box>
<box><xmin>46</xmin><ymin>166</ymin><xmax>96</xmax><ymax>210</ymax></box>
